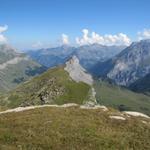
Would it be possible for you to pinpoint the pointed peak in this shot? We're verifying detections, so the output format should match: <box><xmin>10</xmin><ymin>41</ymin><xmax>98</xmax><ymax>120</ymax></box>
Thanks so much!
<box><xmin>65</xmin><ymin>55</ymin><xmax>93</xmax><ymax>85</ymax></box>
<box><xmin>68</xmin><ymin>55</ymin><xmax>80</xmax><ymax>65</ymax></box>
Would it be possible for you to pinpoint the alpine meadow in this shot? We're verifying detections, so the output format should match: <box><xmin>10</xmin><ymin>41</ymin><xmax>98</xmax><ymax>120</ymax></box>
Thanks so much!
<box><xmin>0</xmin><ymin>0</ymin><xmax>150</xmax><ymax>149</ymax></box>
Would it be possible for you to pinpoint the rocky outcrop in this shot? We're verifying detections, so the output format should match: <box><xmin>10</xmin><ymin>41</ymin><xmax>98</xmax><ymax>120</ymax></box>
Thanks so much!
<box><xmin>64</xmin><ymin>56</ymin><xmax>93</xmax><ymax>85</ymax></box>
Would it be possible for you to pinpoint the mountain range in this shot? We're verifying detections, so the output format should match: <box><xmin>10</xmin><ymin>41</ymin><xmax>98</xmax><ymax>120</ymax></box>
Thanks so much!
<box><xmin>0</xmin><ymin>42</ymin><xmax>150</xmax><ymax>149</ymax></box>
<box><xmin>0</xmin><ymin>54</ymin><xmax>150</xmax><ymax>115</ymax></box>
<box><xmin>1</xmin><ymin>40</ymin><xmax>150</xmax><ymax>113</ymax></box>
<box><xmin>27</xmin><ymin>44</ymin><xmax>125</xmax><ymax>71</ymax></box>
<box><xmin>91</xmin><ymin>40</ymin><xmax>150</xmax><ymax>87</ymax></box>
<box><xmin>27</xmin><ymin>40</ymin><xmax>150</xmax><ymax>94</ymax></box>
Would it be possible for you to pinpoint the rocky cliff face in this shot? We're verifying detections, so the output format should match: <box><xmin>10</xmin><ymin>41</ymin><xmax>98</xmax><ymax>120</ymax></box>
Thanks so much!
<box><xmin>94</xmin><ymin>40</ymin><xmax>150</xmax><ymax>86</ymax></box>
<box><xmin>107</xmin><ymin>40</ymin><xmax>150</xmax><ymax>86</ymax></box>
<box><xmin>64</xmin><ymin>56</ymin><xmax>93</xmax><ymax>85</ymax></box>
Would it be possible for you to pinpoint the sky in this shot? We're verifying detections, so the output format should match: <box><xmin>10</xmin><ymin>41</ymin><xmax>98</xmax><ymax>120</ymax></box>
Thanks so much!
<box><xmin>0</xmin><ymin>0</ymin><xmax>150</xmax><ymax>50</ymax></box>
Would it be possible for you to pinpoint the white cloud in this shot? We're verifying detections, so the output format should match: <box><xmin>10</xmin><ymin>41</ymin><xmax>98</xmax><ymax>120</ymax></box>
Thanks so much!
<box><xmin>76</xmin><ymin>29</ymin><xmax>131</xmax><ymax>46</ymax></box>
<box><xmin>0</xmin><ymin>25</ymin><xmax>8</xmax><ymax>33</ymax></box>
<box><xmin>137</xmin><ymin>29</ymin><xmax>150</xmax><ymax>40</ymax></box>
<box><xmin>0</xmin><ymin>34</ymin><xmax>7</xmax><ymax>43</ymax></box>
<box><xmin>0</xmin><ymin>25</ymin><xmax>8</xmax><ymax>43</ymax></box>
<box><xmin>62</xmin><ymin>34</ymin><xmax>69</xmax><ymax>45</ymax></box>
<box><xmin>32</xmin><ymin>41</ymin><xmax>43</xmax><ymax>48</ymax></box>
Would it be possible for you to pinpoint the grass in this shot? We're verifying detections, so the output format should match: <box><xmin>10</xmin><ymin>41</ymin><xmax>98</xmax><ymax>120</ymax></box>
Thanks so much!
<box><xmin>0</xmin><ymin>66</ymin><xmax>91</xmax><ymax>109</ymax></box>
<box><xmin>0</xmin><ymin>106</ymin><xmax>149</xmax><ymax>150</ymax></box>
<box><xmin>94</xmin><ymin>80</ymin><xmax>150</xmax><ymax>115</ymax></box>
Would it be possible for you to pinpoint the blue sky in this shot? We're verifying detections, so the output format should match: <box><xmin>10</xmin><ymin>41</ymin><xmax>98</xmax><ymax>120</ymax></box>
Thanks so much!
<box><xmin>0</xmin><ymin>0</ymin><xmax>150</xmax><ymax>49</ymax></box>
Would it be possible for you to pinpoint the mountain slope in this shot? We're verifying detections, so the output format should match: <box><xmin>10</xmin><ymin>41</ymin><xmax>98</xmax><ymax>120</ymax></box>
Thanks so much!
<box><xmin>92</xmin><ymin>40</ymin><xmax>150</xmax><ymax>86</ymax></box>
<box><xmin>129</xmin><ymin>73</ymin><xmax>150</xmax><ymax>95</ymax></box>
<box><xmin>0</xmin><ymin>106</ymin><xmax>149</xmax><ymax>150</ymax></box>
<box><xmin>0</xmin><ymin>45</ymin><xmax>47</xmax><ymax>93</ymax></box>
<box><xmin>94</xmin><ymin>80</ymin><xmax>150</xmax><ymax>115</ymax></box>
<box><xmin>27</xmin><ymin>45</ymin><xmax>76</xmax><ymax>68</ymax></box>
<box><xmin>0</xmin><ymin>56</ymin><xmax>94</xmax><ymax>109</ymax></box>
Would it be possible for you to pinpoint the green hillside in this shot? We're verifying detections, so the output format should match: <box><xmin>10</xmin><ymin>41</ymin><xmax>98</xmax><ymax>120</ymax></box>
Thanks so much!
<box><xmin>0</xmin><ymin>66</ymin><xmax>91</xmax><ymax>109</ymax></box>
<box><xmin>0</xmin><ymin>58</ymin><xmax>46</xmax><ymax>93</ymax></box>
<box><xmin>94</xmin><ymin>80</ymin><xmax>150</xmax><ymax>115</ymax></box>
<box><xmin>0</xmin><ymin>106</ymin><xmax>149</xmax><ymax>150</ymax></box>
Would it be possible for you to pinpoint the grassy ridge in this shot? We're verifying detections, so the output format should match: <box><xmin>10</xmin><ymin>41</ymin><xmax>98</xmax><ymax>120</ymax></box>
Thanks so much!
<box><xmin>94</xmin><ymin>80</ymin><xmax>150</xmax><ymax>115</ymax></box>
<box><xmin>0</xmin><ymin>67</ymin><xmax>90</xmax><ymax>109</ymax></box>
<box><xmin>0</xmin><ymin>107</ymin><xmax>149</xmax><ymax>150</ymax></box>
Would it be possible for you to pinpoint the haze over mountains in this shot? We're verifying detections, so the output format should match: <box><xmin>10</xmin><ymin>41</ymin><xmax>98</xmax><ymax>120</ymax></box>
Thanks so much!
<box><xmin>27</xmin><ymin>44</ymin><xmax>125</xmax><ymax>71</ymax></box>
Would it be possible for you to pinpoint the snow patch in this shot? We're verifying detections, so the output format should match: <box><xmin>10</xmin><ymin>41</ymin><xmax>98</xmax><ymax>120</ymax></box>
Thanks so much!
<box><xmin>109</xmin><ymin>115</ymin><xmax>126</xmax><ymax>120</ymax></box>
<box><xmin>80</xmin><ymin>105</ymin><xmax>108</xmax><ymax>111</ymax></box>
<box><xmin>64</xmin><ymin>55</ymin><xmax>93</xmax><ymax>85</ymax></box>
<box><xmin>61</xmin><ymin>103</ymin><xmax>78</xmax><ymax>107</ymax></box>
<box><xmin>124</xmin><ymin>111</ymin><xmax>150</xmax><ymax>119</ymax></box>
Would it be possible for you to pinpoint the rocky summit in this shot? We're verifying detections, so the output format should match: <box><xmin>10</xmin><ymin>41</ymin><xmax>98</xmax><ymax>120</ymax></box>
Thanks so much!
<box><xmin>64</xmin><ymin>55</ymin><xmax>93</xmax><ymax>85</ymax></box>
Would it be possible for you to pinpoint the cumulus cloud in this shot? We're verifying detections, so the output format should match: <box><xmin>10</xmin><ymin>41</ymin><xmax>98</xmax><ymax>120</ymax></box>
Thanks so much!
<box><xmin>62</xmin><ymin>34</ymin><xmax>69</xmax><ymax>45</ymax></box>
<box><xmin>0</xmin><ymin>25</ymin><xmax>8</xmax><ymax>43</ymax></box>
<box><xmin>76</xmin><ymin>29</ymin><xmax>131</xmax><ymax>46</ymax></box>
<box><xmin>137</xmin><ymin>29</ymin><xmax>150</xmax><ymax>40</ymax></box>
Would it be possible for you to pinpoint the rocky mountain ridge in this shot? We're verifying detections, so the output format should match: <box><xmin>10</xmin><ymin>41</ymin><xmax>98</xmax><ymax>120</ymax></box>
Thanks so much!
<box><xmin>91</xmin><ymin>40</ymin><xmax>150</xmax><ymax>86</ymax></box>
<box><xmin>27</xmin><ymin>44</ymin><xmax>125</xmax><ymax>72</ymax></box>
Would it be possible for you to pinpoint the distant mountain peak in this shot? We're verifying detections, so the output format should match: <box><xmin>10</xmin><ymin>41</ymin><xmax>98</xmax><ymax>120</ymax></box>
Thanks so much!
<box><xmin>68</xmin><ymin>55</ymin><xmax>80</xmax><ymax>65</ymax></box>
<box><xmin>64</xmin><ymin>55</ymin><xmax>93</xmax><ymax>85</ymax></box>
<box><xmin>96</xmin><ymin>39</ymin><xmax>150</xmax><ymax>86</ymax></box>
